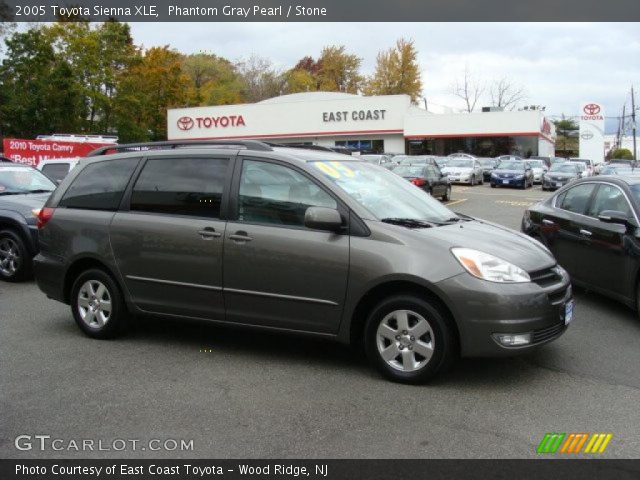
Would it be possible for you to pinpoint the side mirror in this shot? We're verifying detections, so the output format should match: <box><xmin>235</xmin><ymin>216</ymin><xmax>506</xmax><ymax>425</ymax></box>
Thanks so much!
<box><xmin>598</xmin><ymin>210</ymin><xmax>637</xmax><ymax>228</ymax></box>
<box><xmin>304</xmin><ymin>207</ymin><xmax>343</xmax><ymax>232</ymax></box>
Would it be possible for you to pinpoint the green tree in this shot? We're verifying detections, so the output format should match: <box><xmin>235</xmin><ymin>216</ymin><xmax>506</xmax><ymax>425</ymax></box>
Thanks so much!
<box><xmin>182</xmin><ymin>52</ymin><xmax>245</xmax><ymax>106</ymax></box>
<box><xmin>114</xmin><ymin>46</ymin><xmax>190</xmax><ymax>142</ymax></box>
<box><xmin>316</xmin><ymin>45</ymin><xmax>363</xmax><ymax>93</ymax></box>
<box><xmin>363</xmin><ymin>38</ymin><xmax>423</xmax><ymax>103</ymax></box>
<box><xmin>611</xmin><ymin>148</ymin><xmax>633</xmax><ymax>160</ymax></box>
<box><xmin>553</xmin><ymin>116</ymin><xmax>579</xmax><ymax>154</ymax></box>
<box><xmin>0</xmin><ymin>28</ymin><xmax>83</xmax><ymax>138</ymax></box>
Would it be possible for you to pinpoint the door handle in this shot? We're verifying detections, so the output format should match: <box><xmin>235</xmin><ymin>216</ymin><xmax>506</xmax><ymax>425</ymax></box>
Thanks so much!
<box><xmin>198</xmin><ymin>227</ymin><xmax>221</xmax><ymax>239</ymax></box>
<box><xmin>229</xmin><ymin>231</ymin><xmax>253</xmax><ymax>243</ymax></box>
<box><xmin>542</xmin><ymin>219</ymin><xmax>556</xmax><ymax>226</ymax></box>
<box><xmin>579</xmin><ymin>229</ymin><xmax>592</xmax><ymax>237</ymax></box>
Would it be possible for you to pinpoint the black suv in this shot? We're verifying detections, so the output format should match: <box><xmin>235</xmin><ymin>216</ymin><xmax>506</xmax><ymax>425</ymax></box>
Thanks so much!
<box><xmin>0</xmin><ymin>162</ymin><xmax>56</xmax><ymax>281</ymax></box>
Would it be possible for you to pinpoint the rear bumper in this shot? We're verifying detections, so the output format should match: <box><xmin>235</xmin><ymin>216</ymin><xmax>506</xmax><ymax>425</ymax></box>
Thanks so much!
<box><xmin>435</xmin><ymin>268</ymin><xmax>572</xmax><ymax>357</ymax></box>
<box><xmin>33</xmin><ymin>253</ymin><xmax>66</xmax><ymax>303</ymax></box>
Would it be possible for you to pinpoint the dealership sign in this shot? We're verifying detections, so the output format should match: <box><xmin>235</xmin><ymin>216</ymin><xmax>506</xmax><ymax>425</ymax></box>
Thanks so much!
<box><xmin>579</xmin><ymin>102</ymin><xmax>605</xmax><ymax>163</ymax></box>
<box><xmin>176</xmin><ymin>115</ymin><xmax>246</xmax><ymax>131</ymax></box>
<box><xmin>2</xmin><ymin>138</ymin><xmax>112</xmax><ymax>166</ymax></box>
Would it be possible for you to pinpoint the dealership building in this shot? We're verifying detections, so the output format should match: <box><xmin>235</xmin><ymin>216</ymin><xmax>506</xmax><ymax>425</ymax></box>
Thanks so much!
<box><xmin>167</xmin><ymin>92</ymin><xmax>556</xmax><ymax>157</ymax></box>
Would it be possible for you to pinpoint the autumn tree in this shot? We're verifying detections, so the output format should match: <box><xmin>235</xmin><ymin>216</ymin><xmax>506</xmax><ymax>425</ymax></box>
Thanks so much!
<box><xmin>363</xmin><ymin>38</ymin><xmax>423</xmax><ymax>103</ymax></box>
<box><xmin>237</xmin><ymin>55</ymin><xmax>285</xmax><ymax>102</ymax></box>
<box><xmin>489</xmin><ymin>77</ymin><xmax>527</xmax><ymax>111</ymax></box>
<box><xmin>452</xmin><ymin>66</ymin><xmax>484</xmax><ymax>113</ymax></box>
<box><xmin>114</xmin><ymin>46</ymin><xmax>190</xmax><ymax>141</ymax></box>
<box><xmin>316</xmin><ymin>45</ymin><xmax>363</xmax><ymax>93</ymax></box>
<box><xmin>182</xmin><ymin>52</ymin><xmax>244</xmax><ymax>106</ymax></box>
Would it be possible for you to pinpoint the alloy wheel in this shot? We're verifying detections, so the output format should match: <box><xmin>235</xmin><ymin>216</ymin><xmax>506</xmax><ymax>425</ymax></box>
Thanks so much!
<box><xmin>77</xmin><ymin>280</ymin><xmax>112</xmax><ymax>329</ymax></box>
<box><xmin>376</xmin><ymin>309</ymin><xmax>435</xmax><ymax>372</ymax></box>
<box><xmin>0</xmin><ymin>237</ymin><xmax>20</xmax><ymax>277</ymax></box>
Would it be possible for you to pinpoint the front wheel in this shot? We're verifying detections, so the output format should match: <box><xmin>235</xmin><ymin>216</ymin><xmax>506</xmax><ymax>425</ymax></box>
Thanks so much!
<box><xmin>70</xmin><ymin>269</ymin><xmax>128</xmax><ymax>339</ymax></box>
<box><xmin>0</xmin><ymin>229</ymin><xmax>32</xmax><ymax>282</ymax></box>
<box><xmin>364</xmin><ymin>295</ymin><xmax>456</xmax><ymax>384</ymax></box>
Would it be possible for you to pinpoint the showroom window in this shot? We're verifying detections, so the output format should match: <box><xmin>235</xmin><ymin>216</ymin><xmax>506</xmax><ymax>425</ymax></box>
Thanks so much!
<box><xmin>335</xmin><ymin>139</ymin><xmax>384</xmax><ymax>153</ymax></box>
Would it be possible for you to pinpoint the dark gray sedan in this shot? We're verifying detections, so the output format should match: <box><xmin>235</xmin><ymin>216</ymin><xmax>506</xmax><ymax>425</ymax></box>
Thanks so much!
<box><xmin>542</xmin><ymin>162</ymin><xmax>581</xmax><ymax>191</ymax></box>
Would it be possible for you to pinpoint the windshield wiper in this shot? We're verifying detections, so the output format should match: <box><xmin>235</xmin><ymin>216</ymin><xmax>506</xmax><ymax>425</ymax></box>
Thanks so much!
<box><xmin>381</xmin><ymin>218</ymin><xmax>436</xmax><ymax>229</ymax></box>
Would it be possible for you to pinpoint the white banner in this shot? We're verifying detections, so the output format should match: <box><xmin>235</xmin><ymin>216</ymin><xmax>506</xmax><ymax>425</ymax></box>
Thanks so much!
<box><xmin>579</xmin><ymin>102</ymin><xmax>605</xmax><ymax>163</ymax></box>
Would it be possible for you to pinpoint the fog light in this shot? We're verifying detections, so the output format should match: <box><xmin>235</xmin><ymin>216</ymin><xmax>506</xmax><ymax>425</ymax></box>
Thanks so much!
<box><xmin>493</xmin><ymin>333</ymin><xmax>532</xmax><ymax>346</ymax></box>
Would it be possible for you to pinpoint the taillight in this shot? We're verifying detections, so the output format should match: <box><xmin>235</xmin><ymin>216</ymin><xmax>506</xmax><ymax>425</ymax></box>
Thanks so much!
<box><xmin>34</xmin><ymin>207</ymin><xmax>54</xmax><ymax>229</ymax></box>
<box><xmin>411</xmin><ymin>178</ymin><xmax>426</xmax><ymax>186</ymax></box>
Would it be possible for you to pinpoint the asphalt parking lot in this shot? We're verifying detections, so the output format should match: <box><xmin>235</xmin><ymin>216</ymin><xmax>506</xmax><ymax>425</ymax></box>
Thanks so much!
<box><xmin>1</xmin><ymin>183</ymin><xmax>639</xmax><ymax>459</ymax></box>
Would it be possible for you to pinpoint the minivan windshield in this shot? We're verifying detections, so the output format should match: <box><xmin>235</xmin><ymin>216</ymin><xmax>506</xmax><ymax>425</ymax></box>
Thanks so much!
<box><xmin>312</xmin><ymin>160</ymin><xmax>456</xmax><ymax>224</ymax></box>
<box><xmin>0</xmin><ymin>166</ymin><xmax>56</xmax><ymax>194</ymax></box>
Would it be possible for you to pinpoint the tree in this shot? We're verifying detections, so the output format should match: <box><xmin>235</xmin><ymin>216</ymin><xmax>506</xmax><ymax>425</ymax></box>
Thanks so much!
<box><xmin>0</xmin><ymin>28</ymin><xmax>83</xmax><ymax>138</ymax></box>
<box><xmin>114</xmin><ymin>46</ymin><xmax>190</xmax><ymax>142</ymax></box>
<box><xmin>283</xmin><ymin>68</ymin><xmax>316</xmax><ymax>94</ymax></box>
<box><xmin>553</xmin><ymin>116</ymin><xmax>579</xmax><ymax>153</ymax></box>
<box><xmin>237</xmin><ymin>55</ymin><xmax>285</xmax><ymax>102</ymax></box>
<box><xmin>611</xmin><ymin>148</ymin><xmax>634</xmax><ymax>160</ymax></box>
<box><xmin>452</xmin><ymin>66</ymin><xmax>484</xmax><ymax>113</ymax></box>
<box><xmin>316</xmin><ymin>46</ymin><xmax>363</xmax><ymax>93</ymax></box>
<box><xmin>0</xmin><ymin>1</ymin><xmax>15</xmax><ymax>54</ymax></box>
<box><xmin>363</xmin><ymin>38</ymin><xmax>423</xmax><ymax>103</ymax></box>
<box><xmin>182</xmin><ymin>52</ymin><xmax>244</xmax><ymax>106</ymax></box>
<box><xmin>489</xmin><ymin>77</ymin><xmax>527</xmax><ymax>111</ymax></box>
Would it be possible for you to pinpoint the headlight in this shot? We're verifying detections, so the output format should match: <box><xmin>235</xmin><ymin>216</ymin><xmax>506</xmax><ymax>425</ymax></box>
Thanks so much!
<box><xmin>515</xmin><ymin>174</ymin><xmax>524</xmax><ymax>179</ymax></box>
<box><xmin>451</xmin><ymin>248</ymin><xmax>530</xmax><ymax>283</ymax></box>
<box><xmin>491</xmin><ymin>173</ymin><xmax>498</xmax><ymax>178</ymax></box>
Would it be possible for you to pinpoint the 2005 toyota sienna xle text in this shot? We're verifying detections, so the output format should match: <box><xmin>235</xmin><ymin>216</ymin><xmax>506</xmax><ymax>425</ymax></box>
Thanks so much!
<box><xmin>33</xmin><ymin>140</ymin><xmax>573</xmax><ymax>383</ymax></box>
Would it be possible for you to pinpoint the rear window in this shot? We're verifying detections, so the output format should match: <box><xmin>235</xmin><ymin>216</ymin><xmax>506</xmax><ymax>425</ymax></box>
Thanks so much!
<box><xmin>41</xmin><ymin>163</ymin><xmax>70</xmax><ymax>182</ymax></box>
<box><xmin>59</xmin><ymin>159</ymin><xmax>137</xmax><ymax>210</ymax></box>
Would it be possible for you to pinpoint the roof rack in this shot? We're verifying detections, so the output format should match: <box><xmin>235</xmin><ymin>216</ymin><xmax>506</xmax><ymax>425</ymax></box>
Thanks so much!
<box><xmin>266</xmin><ymin>142</ymin><xmax>336</xmax><ymax>152</ymax></box>
<box><xmin>86</xmin><ymin>140</ymin><xmax>273</xmax><ymax>157</ymax></box>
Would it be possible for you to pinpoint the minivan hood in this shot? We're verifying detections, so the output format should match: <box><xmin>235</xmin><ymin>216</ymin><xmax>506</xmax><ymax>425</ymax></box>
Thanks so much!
<box><xmin>409</xmin><ymin>219</ymin><xmax>555</xmax><ymax>272</ymax></box>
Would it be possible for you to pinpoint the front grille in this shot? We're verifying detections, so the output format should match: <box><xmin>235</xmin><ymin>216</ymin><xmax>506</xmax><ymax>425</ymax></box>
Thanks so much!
<box><xmin>529</xmin><ymin>266</ymin><xmax>562</xmax><ymax>288</ymax></box>
<box><xmin>532</xmin><ymin>321</ymin><xmax>565</xmax><ymax>344</ymax></box>
<box><xmin>547</xmin><ymin>287</ymin><xmax>569</xmax><ymax>305</ymax></box>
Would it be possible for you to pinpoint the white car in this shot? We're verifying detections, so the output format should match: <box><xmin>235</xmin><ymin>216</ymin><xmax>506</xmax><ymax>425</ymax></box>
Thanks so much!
<box><xmin>526</xmin><ymin>159</ymin><xmax>548</xmax><ymax>183</ymax></box>
<box><xmin>37</xmin><ymin>158</ymin><xmax>81</xmax><ymax>184</ymax></box>
<box><xmin>569</xmin><ymin>158</ymin><xmax>595</xmax><ymax>176</ymax></box>
<box><xmin>441</xmin><ymin>158</ymin><xmax>484</xmax><ymax>185</ymax></box>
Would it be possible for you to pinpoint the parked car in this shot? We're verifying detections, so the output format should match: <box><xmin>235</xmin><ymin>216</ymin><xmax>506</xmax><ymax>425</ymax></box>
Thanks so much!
<box><xmin>569</xmin><ymin>158</ymin><xmax>595</xmax><ymax>176</ymax></box>
<box><xmin>1</xmin><ymin>156</ymin><xmax>12</xmax><ymax>162</ymax></box>
<box><xmin>434</xmin><ymin>157</ymin><xmax>450</xmax><ymax>169</ymax></box>
<box><xmin>529</xmin><ymin>156</ymin><xmax>551</xmax><ymax>168</ymax></box>
<box><xmin>477</xmin><ymin>158</ymin><xmax>498</xmax><ymax>182</ymax></box>
<box><xmin>0</xmin><ymin>163</ymin><xmax>56</xmax><ymax>281</ymax></box>
<box><xmin>393</xmin><ymin>155</ymin><xmax>439</xmax><ymax>166</ymax></box>
<box><xmin>447</xmin><ymin>153</ymin><xmax>476</xmax><ymax>159</ymax></box>
<box><xmin>37</xmin><ymin>158</ymin><xmax>80</xmax><ymax>184</ymax></box>
<box><xmin>359</xmin><ymin>154</ymin><xmax>394</xmax><ymax>168</ymax></box>
<box><xmin>541</xmin><ymin>163</ymin><xmax>581</xmax><ymax>191</ymax></box>
<box><xmin>490</xmin><ymin>160</ymin><xmax>534</xmax><ymax>189</ymax></box>
<box><xmin>522</xmin><ymin>176</ymin><xmax>640</xmax><ymax>314</ymax></box>
<box><xmin>599</xmin><ymin>164</ymin><xmax>636</xmax><ymax>176</ymax></box>
<box><xmin>391</xmin><ymin>164</ymin><xmax>451</xmax><ymax>201</ymax></box>
<box><xmin>496</xmin><ymin>155</ymin><xmax>523</xmax><ymax>161</ymax></box>
<box><xmin>550</xmin><ymin>157</ymin><xmax>568</xmax><ymax>165</ymax></box>
<box><xmin>33</xmin><ymin>140</ymin><xmax>572</xmax><ymax>384</ymax></box>
<box><xmin>527</xmin><ymin>159</ymin><xmax>548</xmax><ymax>184</ymax></box>
<box><xmin>441</xmin><ymin>158</ymin><xmax>484</xmax><ymax>185</ymax></box>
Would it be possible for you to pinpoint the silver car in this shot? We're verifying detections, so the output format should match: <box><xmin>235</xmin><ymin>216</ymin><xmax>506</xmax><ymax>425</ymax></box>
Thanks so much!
<box><xmin>527</xmin><ymin>159</ymin><xmax>548</xmax><ymax>184</ymax></box>
<box><xmin>441</xmin><ymin>158</ymin><xmax>484</xmax><ymax>185</ymax></box>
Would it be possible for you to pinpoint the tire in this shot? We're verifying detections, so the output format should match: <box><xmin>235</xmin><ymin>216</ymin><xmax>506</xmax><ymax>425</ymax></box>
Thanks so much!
<box><xmin>490</xmin><ymin>183</ymin><xmax>496</xmax><ymax>188</ymax></box>
<box><xmin>364</xmin><ymin>294</ymin><xmax>457</xmax><ymax>384</ymax></box>
<box><xmin>0</xmin><ymin>229</ymin><xmax>32</xmax><ymax>282</ymax></box>
<box><xmin>70</xmin><ymin>269</ymin><xmax>128</xmax><ymax>339</ymax></box>
<box><xmin>470</xmin><ymin>175</ymin><xmax>476</xmax><ymax>186</ymax></box>
<box><xmin>442</xmin><ymin>185</ymin><xmax>451</xmax><ymax>202</ymax></box>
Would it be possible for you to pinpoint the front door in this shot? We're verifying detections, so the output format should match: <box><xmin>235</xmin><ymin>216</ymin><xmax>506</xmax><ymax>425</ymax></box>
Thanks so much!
<box><xmin>110</xmin><ymin>155</ymin><xmax>231</xmax><ymax>320</ymax></box>
<box><xmin>222</xmin><ymin>158</ymin><xmax>349</xmax><ymax>334</ymax></box>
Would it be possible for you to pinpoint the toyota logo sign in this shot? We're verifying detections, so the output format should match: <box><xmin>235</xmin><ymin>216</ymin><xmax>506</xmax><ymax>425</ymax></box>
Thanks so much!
<box><xmin>583</xmin><ymin>103</ymin><xmax>601</xmax><ymax>116</ymax></box>
<box><xmin>177</xmin><ymin>116</ymin><xmax>194</xmax><ymax>131</ymax></box>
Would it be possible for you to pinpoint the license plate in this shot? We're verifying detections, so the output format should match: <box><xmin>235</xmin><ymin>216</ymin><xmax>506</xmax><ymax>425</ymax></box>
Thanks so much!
<box><xmin>564</xmin><ymin>301</ymin><xmax>574</xmax><ymax>325</ymax></box>
<box><xmin>555</xmin><ymin>182</ymin><xmax>562</xmax><ymax>187</ymax></box>
<box><xmin>502</xmin><ymin>180</ymin><xmax>509</xmax><ymax>184</ymax></box>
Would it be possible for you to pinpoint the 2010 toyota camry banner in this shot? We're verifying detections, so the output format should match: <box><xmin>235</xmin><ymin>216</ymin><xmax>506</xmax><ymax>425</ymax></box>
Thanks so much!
<box><xmin>2</xmin><ymin>139</ymin><xmax>113</xmax><ymax>166</ymax></box>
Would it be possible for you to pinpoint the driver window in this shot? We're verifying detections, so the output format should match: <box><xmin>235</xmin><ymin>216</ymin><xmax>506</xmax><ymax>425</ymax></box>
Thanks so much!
<box><xmin>587</xmin><ymin>184</ymin><xmax>633</xmax><ymax>218</ymax></box>
<box><xmin>238</xmin><ymin>160</ymin><xmax>337</xmax><ymax>227</ymax></box>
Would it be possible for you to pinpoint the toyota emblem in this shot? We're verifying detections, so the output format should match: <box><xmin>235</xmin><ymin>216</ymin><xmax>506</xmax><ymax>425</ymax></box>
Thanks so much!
<box><xmin>581</xmin><ymin>131</ymin><xmax>594</xmax><ymax>140</ymax></box>
<box><xmin>583</xmin><ymin>104</ymin><xmax>601</xmax><ymax>115</ymax></box>
<box><xmin>177</xmin><ymin>116</ymin><xmax>194</xmax><ymax>131</ymax></box>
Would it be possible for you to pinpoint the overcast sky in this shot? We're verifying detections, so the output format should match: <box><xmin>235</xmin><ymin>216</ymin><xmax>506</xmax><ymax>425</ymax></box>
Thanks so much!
<box><xmin>129</xmin><ymin>22</ymin><xmax>639</xmax><ymax>130</ymax></box>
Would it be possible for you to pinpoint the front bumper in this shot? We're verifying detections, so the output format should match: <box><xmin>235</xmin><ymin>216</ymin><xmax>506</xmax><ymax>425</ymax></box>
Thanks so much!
<box><xmin>542</xmin><ymin>178</ymin><xmax>571</xmax><ymax>190</ymax></box>
<box><xmin>447</xmin><ymin>176</ymin><xmax>472</xmax><ymax>184</ymax></box>
<box><xmin>491</xmin><ymin>177</ymin><xmax>526</xmax><ymax>188</ymax></box>
<box><xmin>435</xmin><ymin>266</ymin><xmax>572</xmax><ymax>357</ymax></box>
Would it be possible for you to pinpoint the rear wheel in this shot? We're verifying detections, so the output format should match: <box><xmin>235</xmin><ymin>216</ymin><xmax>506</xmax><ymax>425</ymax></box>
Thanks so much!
<box><xmin>70</xmin><ymin>269</ymin><xmax>128</xmax><ymax>339</ymax></box>
<box><xmin>364</xmin><ymin>294</ymin><xmax>456</xmax><ymax>384</ymax></box>
<box><xmin>0</xmin><ymin>229</ymin><xmax>32</xmax><ymax>282</ymax></box>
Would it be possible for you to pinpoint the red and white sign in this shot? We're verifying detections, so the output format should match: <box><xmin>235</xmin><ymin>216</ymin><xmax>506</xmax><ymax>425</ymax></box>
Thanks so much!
<box><xmin>2</xmin><ymin>138</ymin><xmax>113</xmax><ymax>166</ymax></box>
<box><xmin>579</xmin><ymin>102</ymin><xmax>605</xmax><ymax>163</ymax></box>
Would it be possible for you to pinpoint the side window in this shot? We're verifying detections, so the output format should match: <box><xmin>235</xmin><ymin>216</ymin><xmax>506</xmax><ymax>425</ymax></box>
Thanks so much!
<box><xmin>238</xmin><ymin>160</ymin><xmax>337</xmax><ymax>227</ymax></box>
<box><xmin>425</xmin><ymin>165</ymin><xmax>437</xmax><ymax>179</ymax></box>
<box><xmin>130</xmin><ymin>157</ymin><xmax>229</xmax><ymax>218</ymax></box>
<box><xmin>59</xmin><ymin>159</ymin><xmax>137</xmax><ymax>210</ymax></box>
<box><xmin>558</xmin><ymin>184</ymin><xmax>596</xmax><ymax>215</ymax></box>
<box><xmin>587</xmin><ymin>184</ymin><xmax>633</xmax><ymax>218</ymax></box>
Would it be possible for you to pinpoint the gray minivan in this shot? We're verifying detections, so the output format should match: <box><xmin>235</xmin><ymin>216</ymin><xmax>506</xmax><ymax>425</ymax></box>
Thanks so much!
<box><xmin>34</xmin><ymin>140</ymin><xmax>573</xmax><ymax>383</ymax></box>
